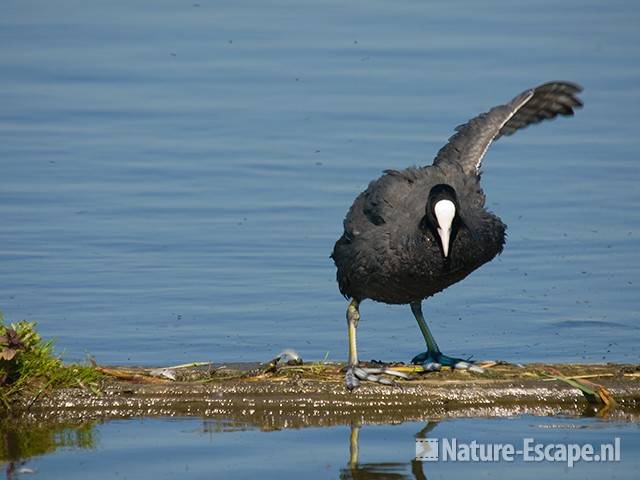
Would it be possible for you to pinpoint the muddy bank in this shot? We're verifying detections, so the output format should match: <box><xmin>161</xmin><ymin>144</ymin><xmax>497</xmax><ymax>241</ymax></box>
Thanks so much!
<box><xmin>8</xmin><ymin>361</ymin><xmax>638</xmax><ymax>428</ymax></box>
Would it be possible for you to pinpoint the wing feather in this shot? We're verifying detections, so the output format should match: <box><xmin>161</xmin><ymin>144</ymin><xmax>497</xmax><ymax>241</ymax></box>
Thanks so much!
<box><xmin>433</xmin><ymin>81</ymin><xmax>583</xmax><ymax>176</ymax></box>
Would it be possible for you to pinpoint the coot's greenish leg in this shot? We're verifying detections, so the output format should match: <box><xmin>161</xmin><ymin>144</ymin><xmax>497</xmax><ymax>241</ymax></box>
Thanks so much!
<box><xmin>411</xmin><ymin>301</ymin><xmax>440</xmax><ymax>354</ymax></box>
<box><xmin>410</xmin><ymin>301</ymin><xmax>484</xmax><ymax>373</ymax></box>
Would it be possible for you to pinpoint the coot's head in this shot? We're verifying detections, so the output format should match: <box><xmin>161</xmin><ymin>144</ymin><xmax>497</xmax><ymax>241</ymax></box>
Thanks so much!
<box><xmin>424</xmin><ymin>184</ymin><xmax>460</xmax><ymax>258</ymax></box>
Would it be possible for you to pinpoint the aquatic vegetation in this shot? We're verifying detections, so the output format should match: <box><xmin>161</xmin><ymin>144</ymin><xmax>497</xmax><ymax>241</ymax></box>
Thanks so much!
<box><xmin>0</xmin><ymin>313</ymin><xmax>101</xmax><ymax>412</ymax></box>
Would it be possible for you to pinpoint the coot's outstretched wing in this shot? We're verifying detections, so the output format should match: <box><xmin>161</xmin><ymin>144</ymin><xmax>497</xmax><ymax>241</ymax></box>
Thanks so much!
<box><xmin>433</xmin><ymin>81</ymin><xmax>583</xmax><ymax>176</ymax></box>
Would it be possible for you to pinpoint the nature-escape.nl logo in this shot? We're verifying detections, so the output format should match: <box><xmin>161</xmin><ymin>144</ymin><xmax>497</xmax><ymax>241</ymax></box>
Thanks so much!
<box><xmin>415</xmin><ymin>437</ymin><xmax>621</xmax><ymax>468</ymax></box>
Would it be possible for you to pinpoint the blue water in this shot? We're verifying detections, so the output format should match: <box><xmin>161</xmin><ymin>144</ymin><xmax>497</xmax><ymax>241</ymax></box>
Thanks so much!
<box><xmin>1</xmin><ymin>0</ymin><xmax>639</xmax><ymax>368</ymax></box>
<box><xmin>5</xmin><ymin>416</ymin><xmax>639</xmax><ymax>479</ymax></box>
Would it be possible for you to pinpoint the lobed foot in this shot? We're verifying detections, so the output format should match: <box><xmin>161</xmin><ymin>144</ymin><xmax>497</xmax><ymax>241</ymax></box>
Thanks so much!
<box><xmin>411</xmin><ymin>351</ymin><xmax>484</xmax><ymax>373</ymax></box>
<box><xmin>345</xmin><ymin>364</ymin><xmax>409</xmax><ymax>390</ymax></box>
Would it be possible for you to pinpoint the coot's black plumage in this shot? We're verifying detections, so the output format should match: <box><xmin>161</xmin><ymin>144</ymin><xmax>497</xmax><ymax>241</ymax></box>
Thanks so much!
<box><xmin>332</xmin><ymin>82</ymin><xmax>583</xmax><ymax>389</ymax></box>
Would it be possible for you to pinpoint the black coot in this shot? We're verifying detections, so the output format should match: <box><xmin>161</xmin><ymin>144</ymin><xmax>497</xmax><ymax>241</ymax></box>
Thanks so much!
<box><xmin>332</xmin><ymin>82</ymin><xmax>583</xmax><ymax>389</ymax></box>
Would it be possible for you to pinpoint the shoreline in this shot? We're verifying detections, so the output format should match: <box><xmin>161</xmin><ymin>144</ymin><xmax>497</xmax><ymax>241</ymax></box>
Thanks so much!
<box><xmin>13</xmin><ymin>362</ymin><xmax>640</xmax><ymax>428</ymax></box>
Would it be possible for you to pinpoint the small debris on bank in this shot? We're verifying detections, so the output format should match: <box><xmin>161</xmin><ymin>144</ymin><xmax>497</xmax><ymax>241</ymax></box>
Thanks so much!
<box><xmin>545</xmin><ymin>367</ymin><xmax>617</xmax><ymax>408</ymax></box>
<box><xmin>91</xmin><ymin>359</ymin><xmax>216</xmax><ymax>384</ymax></box>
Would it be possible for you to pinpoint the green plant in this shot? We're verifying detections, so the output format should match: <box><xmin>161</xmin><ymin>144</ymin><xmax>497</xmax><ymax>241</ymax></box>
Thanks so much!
<box><xmin>0</xmin><ymin>315</ymin><xmax>101</xmax><ymax>411</ymax></box>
